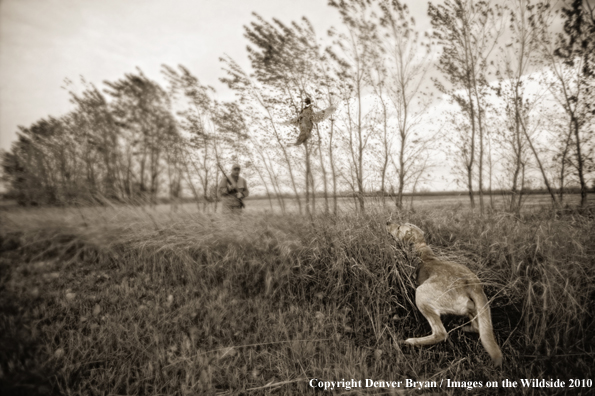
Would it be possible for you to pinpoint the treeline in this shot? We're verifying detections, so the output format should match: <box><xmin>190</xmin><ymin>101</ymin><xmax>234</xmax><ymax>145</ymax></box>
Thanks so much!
<box><xmin>1</xmin><ymin>0</ymin><xmax>593</xmax><ymax>213</ymax></box>
<box><xmin>2</xmin><ymin>73</ymin><xmax>182</xmax><ymax>207</ymax></box>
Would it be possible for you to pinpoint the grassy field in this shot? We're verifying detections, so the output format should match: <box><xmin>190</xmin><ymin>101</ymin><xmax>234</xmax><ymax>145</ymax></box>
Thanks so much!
<box><xmin>1</xmin><ymin>197</ymin><xmax>594</xmax><ymax>395</ymax></box>
<box><xmin>238</xmin><ymin>193</ymin><xmax>593</xmax><ymax>214</ymax></box>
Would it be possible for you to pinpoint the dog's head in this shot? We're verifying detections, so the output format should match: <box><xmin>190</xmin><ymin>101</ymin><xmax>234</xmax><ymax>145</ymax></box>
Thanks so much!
<box><xmin>386</xmin><ymin>221</ymin><xmax>426</xmax><ymax>245</ymax></box>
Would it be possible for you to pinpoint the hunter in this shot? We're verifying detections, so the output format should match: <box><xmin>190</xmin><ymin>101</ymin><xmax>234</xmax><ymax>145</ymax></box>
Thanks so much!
<box><xmin>218</xmin><ymin>163</ymin><xmax>249</xmax><ymax>213</ymax></box>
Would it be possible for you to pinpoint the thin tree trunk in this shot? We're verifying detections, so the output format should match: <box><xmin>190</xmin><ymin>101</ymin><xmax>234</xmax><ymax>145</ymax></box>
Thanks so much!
<box><xmin>259</xmin><ymin>100</ymin><xmax>303</xmax><ymax>214</ymax></box>
<box><xmin>356</xmin><ymin>80</ymin><xmax>365</xmax><ymax>213</ymax></box>
<box><xmin>304</xmin><ymin>143</ymin><xmax>311</xmax><ymax>216</ymax></box>
<box><xmin>466</xmin><ymin>90</ymin><xmax>476</xmax><ymax>209</ymax></box>
<box><xmin>473</xmin><ymin>89</ymin><xmax>485</xmax><ymax>215</ymax></box>
<box><xmin>180</xmin><ymin>150</ymin><xmax>202</xmax><ymax>212</ymax></box>
<box><xmin>256</xmin><ymin>144</ymin><xmax>286</xmax><ymax>213</ymax></box>
<box><xmin>488</xmin><ymin>135</ymin><xmax>494</xmax><ymax>209</ymax></box>
<box><xmin>316</xmin><ymin>125</ymin><xmax>329</xmax><ymax>214</ymax></box>
<box><xmin>571</xmin><ymin>116</ymin><xmax>587</xmax><ymax>207</ymax></box>
<box><xmin>558</xmin><ymin>122</ymin><xmax>574</xmax><ymax>205</ymax></box>
<box><xmin>329</xmin><ymin>119</ymin><xmax>338</xmax><ymax>215</ymax></box>
<box><xmin>519</xmin><ymin>116</ymin><xmax>559</xmax><ymax>207</ymax></box>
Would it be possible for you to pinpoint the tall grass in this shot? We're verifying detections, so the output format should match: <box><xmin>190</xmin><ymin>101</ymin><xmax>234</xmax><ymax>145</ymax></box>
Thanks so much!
<box><xmin>1</xmin><ymin>205</ymin><xmax>594</xmax><ymax>394</ymax></box>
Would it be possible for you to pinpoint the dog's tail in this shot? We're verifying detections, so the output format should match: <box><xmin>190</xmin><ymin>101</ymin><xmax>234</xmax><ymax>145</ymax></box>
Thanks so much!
<box><xmin>469</xmin><ymin>286</ymin><xmax>503</xmax><ymax>367</ymax></box>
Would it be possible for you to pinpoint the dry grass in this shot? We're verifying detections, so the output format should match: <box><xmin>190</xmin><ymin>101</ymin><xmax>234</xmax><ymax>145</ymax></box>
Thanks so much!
<box><xmin>1</xmin><ymin>202</ymin><xmax>594</xmax><ymax>395</ymax></box>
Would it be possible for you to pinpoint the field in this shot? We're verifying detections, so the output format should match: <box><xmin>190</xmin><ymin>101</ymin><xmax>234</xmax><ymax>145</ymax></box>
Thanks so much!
<box><xmin>1</xmin><ymin>195</ymin><xmax>594</xmax><ymax>395</ymax></box>
<box><xmin>239</xmin><ymin>193</ymin><xmax>593</xmax><ymax>214</ymax></box>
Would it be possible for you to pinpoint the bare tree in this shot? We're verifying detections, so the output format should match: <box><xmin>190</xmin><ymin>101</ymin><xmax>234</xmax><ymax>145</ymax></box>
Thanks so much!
<box><xmin>329</xmin><ymin>0</ymin><xmax>379</xmax><ymax>212</ymax></box>
<box><xmin>105</xmin><ymin>70</ymin><xmax>175</xmax><ymax>205</ymax></box>
<box><xmin>493</xmin><ymin>0</ymin><xmax>546</xmax><ymax>211</ymax></box>
<box><xmin>429</xmin><ymin>0</ymin><xmax>504</xmax><ymax>213</ymax></box>
<box><xmin>379</xmin><ymin>0</ymin><xmax>433</xmax><ymax>209</ymax></box>
<box><xmin>535</xmin><ymin>0</ymin><xmax>594</xmax><ymax>207</ymax></box>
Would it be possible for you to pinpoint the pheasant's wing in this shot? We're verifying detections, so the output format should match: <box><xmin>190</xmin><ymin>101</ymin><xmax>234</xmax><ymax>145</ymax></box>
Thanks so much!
<box><xmin>311</xmin><ymin>103</ymin><xmax>338</xmax><ymax>123</ymax></box>
<box><xmin>282</xmin><ymin>102</ymin><xmax>337</xmax><ymax>126</ymax></box>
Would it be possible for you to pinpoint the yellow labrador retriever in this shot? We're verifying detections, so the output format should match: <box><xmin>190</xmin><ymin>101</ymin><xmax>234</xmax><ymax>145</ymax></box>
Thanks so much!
<box><xmin>386</xmin><ymin>222</ymin><xmax>503</xmax><ymax>367</ymax></box>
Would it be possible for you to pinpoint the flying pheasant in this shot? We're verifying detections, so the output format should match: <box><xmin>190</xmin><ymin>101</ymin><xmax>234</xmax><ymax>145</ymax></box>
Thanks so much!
<box><xmin>282</xmin><ymin>96</ymin><xmax>338</xmax><ymax>146</ymax></box>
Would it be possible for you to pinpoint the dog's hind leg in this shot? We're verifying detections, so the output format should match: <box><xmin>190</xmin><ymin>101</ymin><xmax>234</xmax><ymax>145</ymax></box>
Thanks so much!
<box><xmin>404</xmin><ymin>302</ymin><xmax>447</xmax><ymax>346</ymax></box>
<box><xmin>463</xmin><ymin>314</ymin><xmax>480</xmax><ymax>333</ymax></box>
<box><xmin>463</xmin><ymin>300</ymin><xmax>480</xmax><ymax>333</ymax></box>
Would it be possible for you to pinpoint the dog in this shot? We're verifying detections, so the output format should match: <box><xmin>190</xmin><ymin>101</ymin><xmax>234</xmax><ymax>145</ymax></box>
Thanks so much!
<box><xmin>386</xmin><ymin>221</ymin><xmax>503</xmax><ymax>367</ymax></box>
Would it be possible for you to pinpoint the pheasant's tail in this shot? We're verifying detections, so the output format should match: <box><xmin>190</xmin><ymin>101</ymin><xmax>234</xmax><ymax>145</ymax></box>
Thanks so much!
<box><xmin>280</xmin><ymin>116</ymin><xmax>300</xmax><ymax>126</ymax></box>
